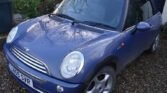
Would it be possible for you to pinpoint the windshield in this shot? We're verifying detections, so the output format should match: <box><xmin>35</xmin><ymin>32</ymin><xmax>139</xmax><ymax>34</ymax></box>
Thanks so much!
<box><xmin>54</xmin><ymin>0</ymin><xmax>125</xmax><ymax>28</ymax></box>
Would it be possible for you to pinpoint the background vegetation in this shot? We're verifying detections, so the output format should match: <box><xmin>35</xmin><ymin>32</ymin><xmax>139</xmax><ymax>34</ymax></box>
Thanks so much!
<box><xmin>12</xmin><ymin>0</ymin><xmax>167</xmax><ymax>32</ymax></box>
<box><xmin>13</xmin><ymin>0</ymin><xmax>61</xmax><ymax>18</ymax></box>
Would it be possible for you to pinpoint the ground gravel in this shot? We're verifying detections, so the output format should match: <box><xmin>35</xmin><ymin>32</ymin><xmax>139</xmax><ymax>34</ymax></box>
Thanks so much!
<box><xmin>114</xmin><ymin>39</ymin><xmax>167</xmax><ymax>93</ymax></box>
<box><xmin>0</xmin><ymin>36</ymin><xmax>166</xmax><ymax>93</ymax></box>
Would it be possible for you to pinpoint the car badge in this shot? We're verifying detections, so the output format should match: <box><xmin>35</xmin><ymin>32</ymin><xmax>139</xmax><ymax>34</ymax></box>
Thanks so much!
<box><xmin>23</xmin><ymin>47</ymin><xmax>30</xmax><ymax>52</ymax></box>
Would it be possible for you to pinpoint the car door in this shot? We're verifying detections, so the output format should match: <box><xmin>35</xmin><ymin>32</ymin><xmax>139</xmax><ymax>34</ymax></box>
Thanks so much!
<box><xmin>126</xmin><ymin>0</ymin><xmax>161</xmax><ymax>56</ymax></box>
<box><xmin>139</xmin><ymin>0</ymin><xmax>161</xmax><ymax>48</ymax></box>
<box><xmin>116</xmin><ymin>0</ymin><xmax>161</xmax><ymax>71</ymax></box>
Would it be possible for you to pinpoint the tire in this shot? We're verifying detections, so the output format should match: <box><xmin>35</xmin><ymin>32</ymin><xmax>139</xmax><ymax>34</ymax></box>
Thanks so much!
<box><xmin>147</xmin><ymin>34</ymin><xmax>160</xmax><ymax>53</ymax></box>
<box><xmin>85</xmin><ymin>66</ymin><xmax>116</xmax><ymax>93</ymax></box>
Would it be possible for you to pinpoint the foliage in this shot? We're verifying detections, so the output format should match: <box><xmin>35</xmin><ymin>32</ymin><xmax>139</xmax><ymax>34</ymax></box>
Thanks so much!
<box><xmin>37</xmin><ymin>0</ymin><xmax>61</xmax><ymax>15</ymax></box>
<box><xmin>13</xmin><ymin>0</ymin><xmax>61</xmax><ymax>18</ymax></box>
<box><xmin>13</xmin><ymin>0</ymin><xmax>41</xmax><ymax>18</ymax></box>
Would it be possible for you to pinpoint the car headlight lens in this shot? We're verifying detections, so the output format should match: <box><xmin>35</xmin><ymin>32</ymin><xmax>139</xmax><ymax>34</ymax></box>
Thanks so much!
<box><xmin>60</xmin><ymin>51</ymin><xmax>84</xmax><ymax>79</ymax></box>
<box><xmin>6</xmin><ymin>27</ymin><xmax>18</xmax><ymax>43</ymax></box>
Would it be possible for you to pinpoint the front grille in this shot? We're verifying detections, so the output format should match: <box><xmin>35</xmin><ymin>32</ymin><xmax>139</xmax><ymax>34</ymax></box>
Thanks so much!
<box><xmin>11</xmin><ymin>47</ymin><xmax>49</xmax><ymax>74</ymax></box>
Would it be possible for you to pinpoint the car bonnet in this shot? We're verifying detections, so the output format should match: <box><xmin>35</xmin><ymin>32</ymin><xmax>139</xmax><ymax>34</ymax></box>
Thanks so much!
<box><xmin>12</xmin><ymin>15</ymin><xmax>119</xmax><ymax>82</ymax></box>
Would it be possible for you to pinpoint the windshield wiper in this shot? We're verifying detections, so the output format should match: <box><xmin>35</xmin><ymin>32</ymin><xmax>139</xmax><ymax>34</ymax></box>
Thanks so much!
<box><xmin>49</xmin><ymin>14</ymin><xmax>115</xmax><ymax>29</ymax></box>
<box><xmin>73</xmin><ymin>21</ymin><xmax>115</xmax><ymax>29</ymax></box>
<box><xmin>49</xmin><ymin>13</ymin><xmax>76</xmax><ymax>21</ymax></box>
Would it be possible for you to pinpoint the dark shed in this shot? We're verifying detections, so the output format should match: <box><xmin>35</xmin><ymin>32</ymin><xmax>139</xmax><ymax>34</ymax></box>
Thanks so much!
<box><xmin>0</xmin><ymin>0</ymin><xmax>13</xmax><ymax>32</ymax></box>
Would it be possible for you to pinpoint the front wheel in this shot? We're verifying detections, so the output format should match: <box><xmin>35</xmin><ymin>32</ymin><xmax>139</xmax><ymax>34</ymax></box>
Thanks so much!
<box><xmin>85</xmin><ymin>67</ymin><xmax>116</xmax><ymax>93</ymax></box>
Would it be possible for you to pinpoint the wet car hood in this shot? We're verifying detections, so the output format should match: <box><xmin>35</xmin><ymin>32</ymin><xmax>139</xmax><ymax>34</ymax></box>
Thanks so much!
<box><xmin>13</xmin><ymin>15</ymin><xmax>119</xmax><ymax>82</ymax></box>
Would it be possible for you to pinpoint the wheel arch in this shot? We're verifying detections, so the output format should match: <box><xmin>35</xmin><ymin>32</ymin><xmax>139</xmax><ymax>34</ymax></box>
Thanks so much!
<box><xmin>101</xmin><ymin>55</ymin><xmax>118</xmax><ymax>71</ymax></box>
<box><xmin>84</xmin><ymin>55</ymin><xmax>118</xmax><ymax>84</ymax></box>
<box><xmin>83</xmin><ymin>55</ymin><xmax>118</xmax><ymax>92</ymax></box>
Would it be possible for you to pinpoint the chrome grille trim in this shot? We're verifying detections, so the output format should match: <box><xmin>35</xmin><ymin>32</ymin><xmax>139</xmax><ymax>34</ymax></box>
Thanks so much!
<box><xmin>11</xmin><ymin>47</ymin><xmax>48</xmax><ymax>74</ymax></box>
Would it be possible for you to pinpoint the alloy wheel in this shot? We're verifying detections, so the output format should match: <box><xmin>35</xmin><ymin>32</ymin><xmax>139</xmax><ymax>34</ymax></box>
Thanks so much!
<box><xmin>86</xmin><ymin>70</ymin><xmax>113</xmax><ymax>93</ymax></box>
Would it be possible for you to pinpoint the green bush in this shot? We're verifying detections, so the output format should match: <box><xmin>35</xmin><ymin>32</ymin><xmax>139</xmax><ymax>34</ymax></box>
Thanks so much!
<box><xmin>13</xmin><ymin>0</ymin><xmax>61</xmax><ymax>18</ymax></box>
<box><xmin>38</xmin><ymin>0</ymin><xmax>61</xmax><ymax>15</ymax></box>
<box><xmin>13</xmin><ymin>0</ymin><xmax>41</xmax><ymax>18</ymax></box>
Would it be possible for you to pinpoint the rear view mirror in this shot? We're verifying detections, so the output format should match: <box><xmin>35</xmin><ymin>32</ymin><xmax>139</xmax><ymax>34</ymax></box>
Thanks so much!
<box><xmin>136</xmin><ymin>22</ymin><xmax>151</xmax><ymax>31</ymax></box>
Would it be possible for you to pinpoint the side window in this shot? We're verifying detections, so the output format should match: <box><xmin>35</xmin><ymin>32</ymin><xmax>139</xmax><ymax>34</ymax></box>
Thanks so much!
<box><xmin>124</xmin><ymin>0</ymin><xmax>153</xmax><ymax>29</ymax></box>
<box><xmin>140</xmin><ymin>1</ymin><xmax>153</xmax><ymax>20</ymax></box>
<box><xmin>125</xmin><ymin>0</ymin><xmax>143</xmax><ymax>28</ymax></box>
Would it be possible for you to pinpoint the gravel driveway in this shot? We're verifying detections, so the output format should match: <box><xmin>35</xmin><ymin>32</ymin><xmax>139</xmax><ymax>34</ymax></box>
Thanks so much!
<box><xmin>0</xmin><ymin>37</ymin><xmax>167</xmax><ymax>93</ymax></box>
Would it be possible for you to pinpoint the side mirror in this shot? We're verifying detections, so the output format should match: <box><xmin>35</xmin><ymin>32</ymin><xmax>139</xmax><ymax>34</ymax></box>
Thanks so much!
<box><xmin>136</xmin><ymin>22</ymin><xmax>151</xmax><ymax>31</ymax></box>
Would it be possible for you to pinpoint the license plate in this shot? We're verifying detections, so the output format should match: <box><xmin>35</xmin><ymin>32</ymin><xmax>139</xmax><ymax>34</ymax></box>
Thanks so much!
<box><xmin>9</xmin><ymin>64</ymin><xmax>33</xmax><ymax>88</ymax></box>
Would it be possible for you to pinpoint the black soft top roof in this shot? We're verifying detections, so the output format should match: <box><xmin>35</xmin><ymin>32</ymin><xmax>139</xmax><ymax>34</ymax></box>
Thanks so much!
<box><xmin>150</xmin><ymin>0</ymin><xmax>165</xmax><ymax>13</ymax></box>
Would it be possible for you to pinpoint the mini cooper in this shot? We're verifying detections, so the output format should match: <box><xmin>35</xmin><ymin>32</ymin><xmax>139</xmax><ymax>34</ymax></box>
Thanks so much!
<box><xmin>3</xmin><ymin>0</ymin><xmax>162</xmax><ymax>93</ymax></box>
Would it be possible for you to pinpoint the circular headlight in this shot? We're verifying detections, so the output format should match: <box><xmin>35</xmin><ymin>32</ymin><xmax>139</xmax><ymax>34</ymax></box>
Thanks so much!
<box><xmin>6</xmin><ymin>26</ymin><xmax>18</xmax><ymax>43</ymax></box>
<box><xmin>60</xmin><ymin>51</ymin><xmax>84</xmax><ymax>79</ymax></box>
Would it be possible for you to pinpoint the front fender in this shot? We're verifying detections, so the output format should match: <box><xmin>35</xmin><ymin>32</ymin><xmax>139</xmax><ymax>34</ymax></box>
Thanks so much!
<box><xmin>72</xmin><ymin>32</ymin><xmax>125</xmax><ymax>83</ymax></box>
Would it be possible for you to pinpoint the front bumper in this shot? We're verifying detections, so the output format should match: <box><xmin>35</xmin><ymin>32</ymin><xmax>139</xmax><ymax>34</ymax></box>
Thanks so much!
<box><xmin>3</xmin><ymin>44</ymin><xmax>85</xmax><ymax>93</ymax></box>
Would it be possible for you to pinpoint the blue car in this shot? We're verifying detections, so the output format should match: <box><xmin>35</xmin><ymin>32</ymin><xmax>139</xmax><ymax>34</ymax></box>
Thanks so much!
<box><xmin>3</xmin><ymin>0</ymin><xmax>162</xmax><ymax>93</ymax></box>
